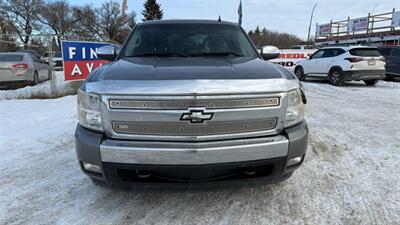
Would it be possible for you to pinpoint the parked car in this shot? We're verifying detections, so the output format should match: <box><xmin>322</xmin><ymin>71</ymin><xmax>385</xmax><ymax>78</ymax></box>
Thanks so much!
<box><xmin>0</xmin><ymin>52</ymin><xmax>49</xmax><ymax>88</ymax></box>
<box><xmin>377</xmin><ymin>46</ymin><xmax>400</xmax><ymax>80</ymax></box>
<box><xmin>75</xmin><ymin>20</ymin><xmax>309</xmax><ymax>190</ymax></box>
<box><xmin>294</xmin><ymin>46</ymin><xmax>386</xmax><ymax>86</ymax></box>
<box><xmin>43</xmin><ymin>51</ymin><xmax>63</xmax><ymax>71</ymax></box>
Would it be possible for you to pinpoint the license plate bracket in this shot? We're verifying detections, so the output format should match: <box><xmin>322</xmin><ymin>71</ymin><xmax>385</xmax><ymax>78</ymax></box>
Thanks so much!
<box><xmin>368</xmin><ymin>59</ymin><xmax>375</xmax><ymax>66</ymax></box>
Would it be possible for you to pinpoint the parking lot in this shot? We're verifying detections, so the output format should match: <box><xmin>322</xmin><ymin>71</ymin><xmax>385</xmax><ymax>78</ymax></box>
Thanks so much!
<box><xmin>0</xmin><ymin>80</ymin><xmax>399</xmax><ymax>225</ymax></box>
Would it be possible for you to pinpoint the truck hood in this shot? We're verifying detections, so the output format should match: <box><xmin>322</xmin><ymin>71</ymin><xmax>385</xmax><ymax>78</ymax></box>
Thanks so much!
<box><xmin>85</xmin><ymin>57</ymin><xmax>299</xmax><ymax>95</ymax></box>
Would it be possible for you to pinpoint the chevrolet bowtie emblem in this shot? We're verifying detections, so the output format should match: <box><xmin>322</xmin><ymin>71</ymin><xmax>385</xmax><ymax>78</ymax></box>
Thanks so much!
<box><xmin>180</xmin><ymin>108</ymin><xmax>214</xmax><ymax>124</ymax></box>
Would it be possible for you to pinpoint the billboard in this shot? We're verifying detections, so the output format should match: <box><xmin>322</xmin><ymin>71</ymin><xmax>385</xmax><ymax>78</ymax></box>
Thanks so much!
<box><xmin>392</xmin><ymin>11</ymin><xmax>400</xmax><ymax>27</ymax></box>
<box><xmin>61</xmin><ymin>40</ymin><xmax>117</xmax><ymax>81</ymax></box>
<box><xmin>348</xmin><ymin>17</ymin><xmax>368</xmax><ymax>32</ymax></box>
<box><xmin>316</xmin><ymin>24</ymin><xmax>331</xmax><ymax>37</ymax></box>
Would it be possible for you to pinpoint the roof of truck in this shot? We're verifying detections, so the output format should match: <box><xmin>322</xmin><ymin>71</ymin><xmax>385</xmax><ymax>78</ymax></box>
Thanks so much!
<box><xmin>139</xmin><ymin>19</ymin><xmax>238</xmax><ymax>26</ymax></box>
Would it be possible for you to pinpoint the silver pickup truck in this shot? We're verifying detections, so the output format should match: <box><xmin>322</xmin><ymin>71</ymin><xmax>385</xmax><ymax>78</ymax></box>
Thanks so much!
<box><xmin>75</xmin><ymin>20</ymin><xmax>308</xmax><ymax>190</ymax></box>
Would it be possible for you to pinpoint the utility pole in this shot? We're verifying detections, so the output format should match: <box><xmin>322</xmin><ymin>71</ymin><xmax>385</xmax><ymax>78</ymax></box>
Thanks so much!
<box><xmin>307</xmin><ymin>3</ymin><xmax>318</xmax><ymax>47</ymax></box>
<box><xmin>48</xmin><ymin>35</ymin><xmax>56</xmax><ymax>97</ymax></box>
<box><xmin>121</xmin><ymin>0</ymin><xmax>128</xmax><ymax>18</ymax></box>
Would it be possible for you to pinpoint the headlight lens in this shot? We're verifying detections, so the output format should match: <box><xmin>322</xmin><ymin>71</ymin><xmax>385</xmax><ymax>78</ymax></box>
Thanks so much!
<box><xmin>284</xmin><ymin>89</ymin><xmax>304</xmax><ymax>128</ymax></box>
<box><xmin>77</xmin><ymin>89</ymin><xmax>103</xmax><ymax>131</ymax></box>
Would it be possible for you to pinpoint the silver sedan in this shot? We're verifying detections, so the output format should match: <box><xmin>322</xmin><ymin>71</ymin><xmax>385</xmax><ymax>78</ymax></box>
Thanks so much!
<box><xmin>0</xmin><ymin>52</ymin><xmax>49</xmax><ymax>88</ymax></box>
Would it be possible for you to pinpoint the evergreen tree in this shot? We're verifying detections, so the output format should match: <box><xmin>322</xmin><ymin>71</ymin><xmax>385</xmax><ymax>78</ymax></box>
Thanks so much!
<box><xmin>141</xmin><ymin>0</ymin><xmax>163</xmax><ymax>21</ymax></box>
<box><xmin>254</xmin><ymin>26</ymin><xmax>262</xmax><ymax>48</ymax></box>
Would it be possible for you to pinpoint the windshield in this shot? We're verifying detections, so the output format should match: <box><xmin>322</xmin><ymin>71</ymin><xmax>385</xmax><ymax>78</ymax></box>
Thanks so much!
<box><xmin>122</xmin><ymin>23</ymin><xmax>258</xmax><ymax>58</ymax></box>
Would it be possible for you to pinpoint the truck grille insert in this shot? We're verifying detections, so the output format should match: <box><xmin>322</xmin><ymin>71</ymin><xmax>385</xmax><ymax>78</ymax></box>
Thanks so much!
<box><xmin>104</xmin><ymin>94</ymin><xmax>284</xmax><ymax>140</ymax></box>
<box><xmin>112</xmin><ymin>119</ymin><xmax>277</xmax><ymax>136</ymax></box>
<box><xmin>109</xmin><ymin>97</ymin><xmax>280</xmax><ymax>109</ymax></box>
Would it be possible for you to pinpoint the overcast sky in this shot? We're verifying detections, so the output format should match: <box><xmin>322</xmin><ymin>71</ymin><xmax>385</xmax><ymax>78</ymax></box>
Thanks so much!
<box><xmin>70</xmin><ymin>0</ymin><xmax>399</xmax><ymax>39</ymax></box>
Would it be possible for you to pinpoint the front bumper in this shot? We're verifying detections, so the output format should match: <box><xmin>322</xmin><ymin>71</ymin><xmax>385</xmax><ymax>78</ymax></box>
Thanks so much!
<box><xmin>75</xmin><ymin>121</ymin><xmax>308</xmax><ymax>190</ymax></box>
<box><xmin>343</xmin><ymin>70</ymin><xmax>385</xmax><ymax>81</ymax></box>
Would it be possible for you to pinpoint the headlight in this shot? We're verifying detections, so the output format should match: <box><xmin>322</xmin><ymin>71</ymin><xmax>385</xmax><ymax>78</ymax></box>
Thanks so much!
<box><xmin>77</xmin><ymin>89</ymin><xmax>103</xmax><ymax>131</ymax></box>
<box><xmin>284</xmin><ymin>89</ymin><xmax>304</xmax><ymax>128</ymax></box>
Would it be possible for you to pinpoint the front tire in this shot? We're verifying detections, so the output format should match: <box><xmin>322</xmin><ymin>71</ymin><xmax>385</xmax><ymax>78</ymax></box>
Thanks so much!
<box><xmin>328</xmin><ymin>68</ymin><xmax>344</xmax><ymax>86</ymax></box>
<box><xmin>294</xmin><ymin>67</ymin><xmax>306</xmax><ymax>81</ymax></box>
<box><xmin>364</xmin><ymin>80</ymin><xmax>378</xmax><ymax>86</ymax></box>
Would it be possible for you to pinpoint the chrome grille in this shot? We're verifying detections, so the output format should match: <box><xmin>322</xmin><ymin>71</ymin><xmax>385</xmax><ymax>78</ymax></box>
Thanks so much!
<box><xmin>112</xmin><ymin>119</ymin><xmax>277</xmax><ymax>136</ymax></box>
<box><xmin>101</xmin><ymin>93</ymin><xmax>286</xmax><ymax>141</ymax></box>
<box><xmin>109</xmin><ymin>97</ymin><xmax>280</xmax><ymax>110</ymax></box>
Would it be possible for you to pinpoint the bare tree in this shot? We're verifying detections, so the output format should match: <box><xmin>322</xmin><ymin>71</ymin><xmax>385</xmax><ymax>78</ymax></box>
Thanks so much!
<box><xmin>96</xmin><ymin>0</ymin><xmax>135</xmax><ymax>43</ymax></box>
<box><xmin>0</xmin><ymin>14</ymin><xmax>18</xmax><ymax>52</ymax></box>
<box><xmin>74</xmin><ymin>1</ymin><xmax>135</xmax><ymax>44</ymax></box>
<box><xmin>38</xmin><ymin>0</ymin><xmax>79</xmax><ymax>40</ymax></box>
<box><xmin>73</xmin><ymin>5</ymin><xmax>103</xmax><ymax>41</ymax></box>
<box><xmin>29</xmin><ymin>36</ymin><xmax>47</xmax><ymax>54</ymax></box>
<box><xmin>0</xmin><ymin>0</ymin><xmax>43</xmax><ymax>49</ymax></box>
<box><xmin>97</xmin><ymin>1</ymin><xmax>123</xmax><ymax>42</ymax></box>
<box><xmin>114</xmin><ymin>11</ymin><xmax>136</xmax><ymax>44</ymax></box>
<box><xmin>248</xmin><ymin>27</ymin><xmax>303</xmax><ymax>49</ymax></box>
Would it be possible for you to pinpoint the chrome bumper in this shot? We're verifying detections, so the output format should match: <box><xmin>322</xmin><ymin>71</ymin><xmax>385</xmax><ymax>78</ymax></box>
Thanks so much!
<box><xmin>100</xmin><ymin>135</ymin><xmax>289</xmax><ymax>165</ymax></box>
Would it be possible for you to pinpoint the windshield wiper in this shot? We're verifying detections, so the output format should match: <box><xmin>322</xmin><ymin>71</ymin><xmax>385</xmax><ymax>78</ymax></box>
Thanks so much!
<box><xmin>190</xmin><ymin>52</ymin><xmax>244</xmax><ymax>57</ymax></box>
<box><xmin>128</xmin><ymin>52</ymin><xmax>187</xmax><ymax>57</ymax></box>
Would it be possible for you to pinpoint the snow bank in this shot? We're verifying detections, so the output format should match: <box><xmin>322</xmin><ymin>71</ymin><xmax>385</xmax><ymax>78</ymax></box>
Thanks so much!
<box><xmin>0</xmin><ymin>71</ymin><xmax>82</xmax><ymax>100</ymax></box>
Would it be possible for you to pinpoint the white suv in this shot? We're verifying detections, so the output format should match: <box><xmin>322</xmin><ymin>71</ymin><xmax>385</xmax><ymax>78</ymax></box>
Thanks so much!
<box><xmin>294</xmin><ymin>46</ymin><xmax>385</xmax><ymax>86</ymax></box>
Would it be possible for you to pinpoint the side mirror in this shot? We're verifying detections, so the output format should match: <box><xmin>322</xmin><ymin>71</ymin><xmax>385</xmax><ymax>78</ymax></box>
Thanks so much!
<box><xmin>260</xmin><ymin>46</ymin><xmax>280</xmax><ymax>60</ymax></box>
<box><xmin>98</xmin><ymin>45</ymin><xmax>119</xmax><ymax>61</ymax></box>
<box><xmin>306</xmin><ymin>56</ymin><xmax>311</xmax><ymax>60</ymax></box>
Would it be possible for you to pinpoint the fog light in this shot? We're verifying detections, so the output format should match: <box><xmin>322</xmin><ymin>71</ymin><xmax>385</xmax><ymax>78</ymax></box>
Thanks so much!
<box><xmin>287</xmin><ymin>156</ymin><xmax>303</xmax><ymax>167</ymax></box>
<box><xmin>82</xmin><ymin>162</ymin><xmax>102</xmax><ymax>173</ymax></box>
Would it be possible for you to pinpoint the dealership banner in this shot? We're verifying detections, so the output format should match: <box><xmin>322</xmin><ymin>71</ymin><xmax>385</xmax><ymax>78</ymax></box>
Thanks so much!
<box><xmin>269</xmin><ymin>49</ymin><xmax>317</xmax><ymax>71</ymax></box>
<box><xmin>61</xmin><ymin>40</ymin><xmax>116</xmax><ymax>81</ymax></box>
<box><xmin>347</xmin><ymin>17</ymin><xmax>368</xmax><ymax>32</ymax></box>
<box><xmin>392</xmin><ymin>11</ymin><xmax>400</xmax><ymax>27</ymax></box>
<box><xmin>316</xmin><ymin>24</ymin><xmax>331</xmax><ymax>37</ymax></box>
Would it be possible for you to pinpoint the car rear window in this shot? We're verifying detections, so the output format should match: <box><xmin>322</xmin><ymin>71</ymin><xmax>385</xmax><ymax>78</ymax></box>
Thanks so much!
<box><xmin>349</xmin><ymin>48</ymin><xmax>381</xmax><ymax>57</ymax></box>
<box><xmin>0</xmin><ymin>54</ymin><xmax>24</xmax><ymax>62</ymax></box>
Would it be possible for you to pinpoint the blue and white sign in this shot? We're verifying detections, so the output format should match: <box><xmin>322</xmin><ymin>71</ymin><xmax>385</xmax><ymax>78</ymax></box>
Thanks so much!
<box><xmin>61</xmin><ymin>40</ymin><xmax>117</xmax><ymax>81</ymax></box>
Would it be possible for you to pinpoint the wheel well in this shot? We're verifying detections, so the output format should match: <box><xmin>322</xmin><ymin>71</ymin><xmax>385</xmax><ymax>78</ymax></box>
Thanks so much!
<box><xmin>329</xmin><ymin>66</ymin><xmax>343</xmax><ymax>75</ymax></box>
<box><xmin>294</xmin><ymin>65</ymin><xmax>303</xmax><ymax>72</ymax></box>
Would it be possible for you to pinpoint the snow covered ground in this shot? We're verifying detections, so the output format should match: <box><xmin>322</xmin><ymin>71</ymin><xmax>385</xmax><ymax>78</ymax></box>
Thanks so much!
<box><xmin>0</xmin><ymin>80</ymin><xmax>399</xmax><ymax>225</ymax></box>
